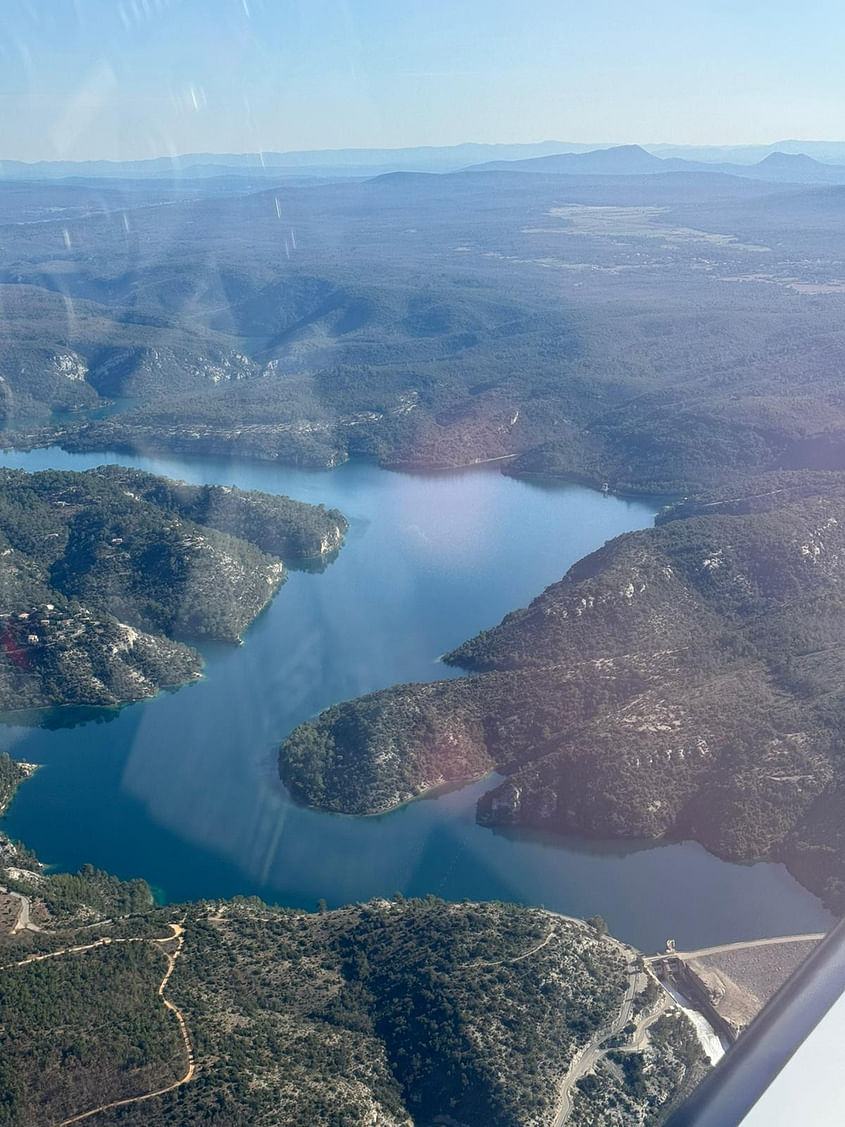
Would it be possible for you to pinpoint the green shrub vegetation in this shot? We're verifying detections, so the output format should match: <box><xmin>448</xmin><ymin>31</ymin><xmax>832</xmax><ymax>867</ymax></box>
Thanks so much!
<box><xmin>0</xmin><ymin>941</ymin><xmax>184</xmax><ymax>1127</ymax></box>
<box><xmin>0</xmin><ymin>892</ymin><xmax>711</xmax><ymax>1127</ymax></box>
<box><xmin>5</xmin><ymin>863</ymin><xmax>153</xmax><ymax>922</ymax></box>
<box><xmin>0</xmin><ymin>754</ymin><xmax>28</xmax><ymax>816</ymax></box>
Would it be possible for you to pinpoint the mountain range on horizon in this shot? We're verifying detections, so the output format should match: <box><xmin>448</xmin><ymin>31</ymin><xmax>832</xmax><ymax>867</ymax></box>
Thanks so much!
<box><xmin>468</xmin><ymin>143</ymin><xmax>845</xmax><ymax>184</ymax></box>
<box><xmin>5</xmin><ymin>138</ymin><xmax>845</xmax><ymax>185</ymax></box>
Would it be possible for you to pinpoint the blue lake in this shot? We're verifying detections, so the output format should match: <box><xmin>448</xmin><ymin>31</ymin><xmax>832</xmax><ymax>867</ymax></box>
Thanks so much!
<box><xmin>0</xmin><ymin>447</ymin><xmax>833</xmax><ymax>952</ymax></box>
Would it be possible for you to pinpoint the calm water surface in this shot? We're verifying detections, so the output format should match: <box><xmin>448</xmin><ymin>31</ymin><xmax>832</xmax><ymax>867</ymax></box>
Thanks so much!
<box><xmin>0</xmin><ymin>448</ymin><xmax>833</xmax><ymax>952</ymax></box>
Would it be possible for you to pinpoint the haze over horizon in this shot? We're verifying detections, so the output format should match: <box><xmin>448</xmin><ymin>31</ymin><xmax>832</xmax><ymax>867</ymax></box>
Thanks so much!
<box><xmin>2</xmin><ymin>0</ymin><xmax>845</xmax><ymax>163</ymax></box>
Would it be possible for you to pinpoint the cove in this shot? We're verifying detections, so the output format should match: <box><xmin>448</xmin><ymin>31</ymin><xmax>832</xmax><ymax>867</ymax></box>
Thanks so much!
<box><xmin>0</xmin><ymin>447</ymin><xmax>834</xmax><ymax>953</ymax></box>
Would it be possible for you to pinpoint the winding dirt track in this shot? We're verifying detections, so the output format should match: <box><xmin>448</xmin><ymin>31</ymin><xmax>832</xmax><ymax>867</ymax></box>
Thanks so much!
<box><xmin>468</xmin><ymin>925</ymin><xmax>556</xmax><ymax>967</ymax></box>
<box><xmin>56</xmin><ymin>923</ymin><xmax>195</xmax><ymax>1126</ymax></box>
<box><xmin>2</xmin><ymin>922</ymin><xmax>196</xmax><ymax>1126</ymax></box>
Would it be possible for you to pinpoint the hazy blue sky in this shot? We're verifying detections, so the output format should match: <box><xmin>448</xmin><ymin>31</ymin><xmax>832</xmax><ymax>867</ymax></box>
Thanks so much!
<box><xmin>2</xmin><ymin>0</ymin><xmax>844</xmax><ymax>161</ymax></box>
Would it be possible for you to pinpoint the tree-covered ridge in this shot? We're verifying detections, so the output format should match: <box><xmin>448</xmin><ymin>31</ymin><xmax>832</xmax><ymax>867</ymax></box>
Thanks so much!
<box><xmin>91</xmin><ymin>466</ymin><xmax>348</xmax><ymax>560</ymax></box>
<box><xmin>0</xmin><ymin>816</ymin><xmax>709</xmax><ymax>1127</ymax></box>
<box><xmin>165</xmin><ymin>899</ymin><xmax>632</xmax><ymax>1127</ymax></box>
<box><xmin>0</xmin><ymin>598</ymin><xmax>200</xmax><ymax>711</ymax></box>
<box><xmin>281</xmin><ymin>678</ymin><xmax>493</xmax><ymax>813</ymax></box>
<box><xmin>280</xmin><ymin>472</ymin><xmax>845</xmax><ymax>912</ymax></box>
<box><xmin>0</xmin><ymin>466</ymin><xmax>346</xmax><ymax>708</ymax></box>
<box><xmin>0</xmin><ymin>281</ymin><xmax>259</xmax><ymax>426</ymax></box>
<box><xmin>0</xmin><ymin>466</ymin><xmax>285</xmax><ymax>643</ymax></box>
<box><xmin>0</xmin><ymin>891</ymin><xmax>708</xmax><ymax>1127</ymax></box>
<box><xmin>8</xmin><ymin>171</ymin><xmax>845</xmax><ymax>492</ymax></box>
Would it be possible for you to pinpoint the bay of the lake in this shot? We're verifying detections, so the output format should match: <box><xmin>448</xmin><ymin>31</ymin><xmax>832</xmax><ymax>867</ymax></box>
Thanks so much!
<box><xmin>0</xmin><ymin>447</ymin><xmax>833</xmax><ymax>952</ymax></box>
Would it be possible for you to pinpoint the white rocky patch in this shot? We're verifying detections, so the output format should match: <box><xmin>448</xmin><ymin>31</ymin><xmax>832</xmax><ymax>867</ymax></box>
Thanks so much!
<box><xmin>55</xmin><ymin>352</ymin><xmax>88</xmax><ymax>381</ymax></box>
<box><xmin>701</xmin><ymin>549</ymin><xmax>723</xmax><ymax>571</ymax></box>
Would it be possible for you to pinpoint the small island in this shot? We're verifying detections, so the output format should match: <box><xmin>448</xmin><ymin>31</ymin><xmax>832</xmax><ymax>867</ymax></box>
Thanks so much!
<box><xmin>0</xmin><ymin>466</ymin><xmax>347</xmax><ymax>709</ymax></box>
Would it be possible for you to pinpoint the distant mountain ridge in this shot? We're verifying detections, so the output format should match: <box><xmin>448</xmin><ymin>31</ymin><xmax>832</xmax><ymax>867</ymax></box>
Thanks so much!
<box><xmin>647</xmin><ymin>139</ymin><xmax>845</xmax><ymax>165</ymax></box>
<box><xmin>470</xmin><ymin>144</ymin><xmax>665</xmax><ymax>176</ymax></box>
<box><xmin>469</xmin><ymin>144</ymin><xmax>845</xmax><ymax>184</ymax></box>
<box><xmin>0</xmin><ymin>141</ymin><xmax>591</xmax><ymax>181</ymax></box>
<box><xmin>6</xmin><ymin>138</ymin><xmax>845</xmax><ymax>183</ymax></box>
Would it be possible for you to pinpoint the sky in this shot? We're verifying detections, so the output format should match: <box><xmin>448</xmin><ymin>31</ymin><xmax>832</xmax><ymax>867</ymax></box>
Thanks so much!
<box><xmin>1</xmin><ymin>0</ymin><xmax>844</xmax><ymax>162</ymax></box>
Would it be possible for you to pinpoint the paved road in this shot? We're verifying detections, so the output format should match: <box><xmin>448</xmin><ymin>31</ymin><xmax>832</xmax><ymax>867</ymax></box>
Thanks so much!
<box><xmin>10</xmin><ymin>890</ymin><xmax>31</xmax><ymax>932</ymax></box>
<box><xmin>0</xmin><ymin>886</ymin><xmax>39</xmax><ymax>934</ymax></box>
<box><xmin>649</xmin><ymin>932</ymin><xmax>827</xmax><ymax>963</ymax></box>
<box><xmin>552</xmin><ymin>966</ymin><xmax>641</xmax><ymax>1126</ymax></box>
<box><xmin>629</xmin><ymin>994</ymin><xmax>671</xmax><ymax>1051</ymax></box>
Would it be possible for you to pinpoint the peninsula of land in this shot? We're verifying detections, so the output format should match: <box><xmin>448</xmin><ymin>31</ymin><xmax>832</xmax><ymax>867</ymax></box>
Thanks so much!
<box><xmin>0</xmin><ymin>467</ymin><xmax>346</xmax><ymax>708</ymax></box>
<box><xmin>280</xmin><ymin>470</ymin><xmax>845</xmax><ymax>914</ymax></box>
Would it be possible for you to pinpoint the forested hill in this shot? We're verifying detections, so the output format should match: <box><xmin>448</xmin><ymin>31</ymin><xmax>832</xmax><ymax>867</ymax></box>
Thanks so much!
<box><xmin>0</xmin><ymin>467</ymin><xmax>346</xmax><ymax>709</ymax></box>
<box><xmin>84</xmin><ymin>466</ymin><xmax>347</xmax><ymax>560</ymax></box>
<box><xmin>7</xmin><ymin>170</ymin><xmax>845</xmax><ymax>492</ymax></box>
<box><xmin>0</xmin><ymin>890</ymin><xmax>709</xmax><ymax>1127</ymax></box>
<box><xmin>280</xmin><ymin>470</ymin><xmax>845</xmax><ymax>912</ymax></box>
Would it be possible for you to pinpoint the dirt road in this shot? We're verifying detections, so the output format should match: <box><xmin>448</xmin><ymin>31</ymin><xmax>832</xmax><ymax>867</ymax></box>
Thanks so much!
<box><xmin>55</xmin><ymin>923</ymin><xmax>194</xmax><ymax>1126</ymax></box>
<box><xmin>1</xmin><ymin>921</ymin><xmax>194</xmax><ymax>1126</ymax></box>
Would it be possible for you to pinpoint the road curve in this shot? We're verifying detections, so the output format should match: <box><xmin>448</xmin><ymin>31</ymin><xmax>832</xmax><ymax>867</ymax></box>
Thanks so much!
<box><xmin>0</xmin><ymin>886</ymin><xmax>39</xmax><ymax>934</ymax></box>
<box><xmin>0</xmin><ymin>922</ymin><xmax>194</xmax><ymax>1127</ymax></box>
<box><xmin>56</xmin><ymin>924</ymin><xmax>195</xmax><ymax>1127</ymax></box>
<box><xmin>552</xmin><ymin>966</ymin><xmax>640</xmax><ymax>1126</ymax></box>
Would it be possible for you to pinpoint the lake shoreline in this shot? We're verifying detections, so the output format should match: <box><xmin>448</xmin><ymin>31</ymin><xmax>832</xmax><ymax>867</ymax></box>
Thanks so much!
<box><xmin>0</xmin><ymin>430</ymin><xmax>672</xmax><ymax>499</ymax></box>
<box><xmin>0</xmin><ymin>446</ymin><xmax>832</xmax><ymax>953</ymax></box>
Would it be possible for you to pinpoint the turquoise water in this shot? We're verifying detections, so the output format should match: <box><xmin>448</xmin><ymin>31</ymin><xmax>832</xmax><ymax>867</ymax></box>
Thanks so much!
<box><xmin>0</xmin><ymin>448</ymin><xmax>833</xmax><ymax>952</ymax></box>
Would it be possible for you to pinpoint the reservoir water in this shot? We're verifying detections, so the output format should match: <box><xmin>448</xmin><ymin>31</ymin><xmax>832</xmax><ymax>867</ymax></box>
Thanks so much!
<box><xmin>0</xmin><ymin>448</ymin><xmax>833</xmax><ymax>952</ymax></box>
